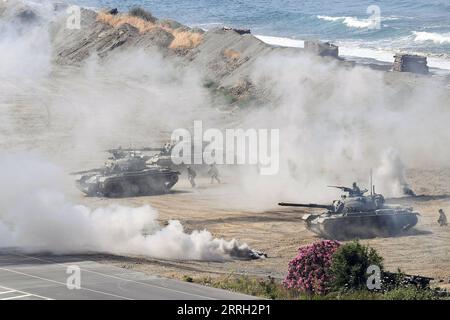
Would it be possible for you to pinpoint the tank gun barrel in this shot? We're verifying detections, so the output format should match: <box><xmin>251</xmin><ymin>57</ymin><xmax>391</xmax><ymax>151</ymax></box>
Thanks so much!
<box><xmin>70</xmin><ymin>168</ymin><xmax>101</xmax><ymax>175</ymax></box>
<box><xmin>106</xmin><ymin>147</ymin><xmax>165</xmax><ymax>153</ymax></box>
<box><xmin>278</xmin><ymin>202</ymin><xmax>333</xmax><ymax>210</ymax></box>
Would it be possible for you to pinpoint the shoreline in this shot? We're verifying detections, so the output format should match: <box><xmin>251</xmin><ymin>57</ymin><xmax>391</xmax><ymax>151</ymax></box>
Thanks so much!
<box><xmin>253</xmin><ymin>34</ymin><xmax>450</xmax><ymax>75</ymax></box>
<box><xmin>66</xmin><ymin>2</ymin><xmax>450</xmax><ymax>75</ymax></box>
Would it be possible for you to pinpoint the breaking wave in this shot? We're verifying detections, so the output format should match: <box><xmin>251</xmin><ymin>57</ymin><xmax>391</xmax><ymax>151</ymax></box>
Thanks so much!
<box><xmin>413</xmin><ymin>31</ymin><xmax>450</xmax><ymax>44</ymax></box>
<box><xmin>317</xmin><ymin>15</ymin><xmax>376</xmax><ymax>29</ymax></box>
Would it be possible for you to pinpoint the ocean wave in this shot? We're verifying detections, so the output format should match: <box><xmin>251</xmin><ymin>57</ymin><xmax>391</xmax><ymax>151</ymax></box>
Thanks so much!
<box><xmin>317</xmin><ymin>15</ymin><xmax>342</xmax><ymax>22</ymax></box>
<box><xmin>413</xmin><ymin>31</ymin><xmax>450</xmax><ymax>44</ymax></box>
<box><xmin>317</xmin><ymin>15</ymin><xmax>376</xmax><ymax>29</ymax></box>
<box><xmin>255</xmin><ymin>35</ymin><xmax>304</xmax><ymax>48</ymax></box>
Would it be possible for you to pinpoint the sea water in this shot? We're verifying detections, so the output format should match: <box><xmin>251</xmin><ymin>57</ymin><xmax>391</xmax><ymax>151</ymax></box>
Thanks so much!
<box><xmin>70</xmin><ymin>0</ymin><xmax>450</xmax><ymax>70</ymax></box>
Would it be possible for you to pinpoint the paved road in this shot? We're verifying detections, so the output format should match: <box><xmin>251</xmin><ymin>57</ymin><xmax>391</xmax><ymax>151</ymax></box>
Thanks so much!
<box><xmin>0</xmin><ymin>252</ymin><xmax>256</xmax><ymax>300</ymax></box>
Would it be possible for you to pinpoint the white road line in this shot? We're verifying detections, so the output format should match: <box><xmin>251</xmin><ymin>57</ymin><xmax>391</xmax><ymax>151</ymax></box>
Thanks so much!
<box><xmin>2</xmin><ymin>294</ymin><xmax>31</xmax><ymax>300</ymax></box>
<box><xmin>0</xmin><ymin>285</ymin><xmax>51</xmax><ymax>300</ymax></box>
<box><xmin>0</xmin><ymin>267</ymin><xmax>132</xmax><ymax>300</ymax></box>
<box><xmin>0</xmin><ymin>290</ymin><xmax>15</xmax><ymax>294</ymax></box>
<box><xmin>9</xmin><ymin>253</ymin><xmax>216</xmax><ymax>300</ymax></box>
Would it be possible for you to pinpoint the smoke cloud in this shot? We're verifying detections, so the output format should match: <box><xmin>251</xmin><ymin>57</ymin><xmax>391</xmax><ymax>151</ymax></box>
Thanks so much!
<box><xmin>232</xmin><ymin>50</ymin><xmax>450</xmax><ymax>206</ymax></box>
<box><xmin>0</xmin><ymin>152</ymin><xmax>261</xmax><ymax>260</ymax></box>
<box><xmin>0</xmin><ymin>0</ymin><xmax>213</xmax><ymax>166</ymax></box>
<box><xmin>2</xmin><ymin>1</ymin><xmax>450</xmax><ymax>227</ymax></box>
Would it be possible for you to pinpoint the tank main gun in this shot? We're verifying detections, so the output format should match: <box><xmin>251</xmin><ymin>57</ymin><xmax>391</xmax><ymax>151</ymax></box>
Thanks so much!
<box><xmin>105</xmin><ymin>147</ymin><xmax>165</xmax><ymax>153</ymax></box>
<box><xmin>278</xmin><ymin>202</ymin><xmax>334</xmax><ymax>211</ymax></box>
<box><xmin>70</xmin><ymin>168</ymin><xmax>101</xmax><ymax>175</ymax></box>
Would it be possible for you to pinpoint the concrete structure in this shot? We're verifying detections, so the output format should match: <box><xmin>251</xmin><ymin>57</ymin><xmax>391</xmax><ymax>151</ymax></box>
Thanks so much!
<box><xmin>304</xmin><ymin>40</ymin><xmax>339</xmax><ymax>58</ymax></box>
<box><xmin>392</xmin><ymin>54</ymin><xmax>429</xmax><ymax>74</ymax></box>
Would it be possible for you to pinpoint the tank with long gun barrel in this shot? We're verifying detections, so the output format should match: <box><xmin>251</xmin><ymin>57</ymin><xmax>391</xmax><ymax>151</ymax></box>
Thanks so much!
<box><xmin>278</xmin><ymin>181</ymin><xmax>419</xmax><ymax>239</ymax></box>
<box><xmin>72</xmin><ymin>145</ymin><xmax>180</xmax><ymax>197</ymax></box>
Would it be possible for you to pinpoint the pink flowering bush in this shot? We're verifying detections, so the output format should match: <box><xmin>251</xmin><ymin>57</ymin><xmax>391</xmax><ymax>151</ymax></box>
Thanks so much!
<box><xmin>283</xmin><ymin>240</ymin><xmax>341</xmax><ymax>295</ymax></box>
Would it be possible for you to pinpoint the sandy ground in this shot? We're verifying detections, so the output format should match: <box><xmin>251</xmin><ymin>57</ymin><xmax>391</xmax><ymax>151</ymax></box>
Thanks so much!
<box><xmin>2</xmin><ymin>74</ymin><xmax>450</xmax><ymax>290</ymax></box>
<box><xmin>74</xmin><ymin>172</ymin><xmax>450</xmax><ymax>288</ymax></box>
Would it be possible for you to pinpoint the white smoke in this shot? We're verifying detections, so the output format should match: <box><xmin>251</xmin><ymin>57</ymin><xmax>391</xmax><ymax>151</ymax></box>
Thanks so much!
<box><xmin>2</xmin><ymin>0</ymin><xmax>450</xmax><ymax>213</ymax></box>
<box><xmin>374</xmin><ymin>148</ymin><xmax>410</xmax><ymax>197</ymax></box>
<box><xmin>0</xmin><ymin>0</ymin><xmax>53</xmax><ymax>96</ymax></box>
<box><xmin>0</xmin><ymin>0</ymin><xmax>214</xmax><ymax>166</ymax></box>
<box><xmin>0</xmin><ymin>153</ymin><xmax>261</xmax><ymax>261</ymax></box>
<box><xmin>231</xmin><ymin>50</ymin><xmax>450</xmax><ymax>206</ymax></box>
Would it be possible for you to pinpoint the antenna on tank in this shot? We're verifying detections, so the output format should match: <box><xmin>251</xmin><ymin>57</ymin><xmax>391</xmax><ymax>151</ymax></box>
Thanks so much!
<box><xmin>370</xmin><ymin>169</ymin><xmax>373</xmax><ymax>196</ymax></box>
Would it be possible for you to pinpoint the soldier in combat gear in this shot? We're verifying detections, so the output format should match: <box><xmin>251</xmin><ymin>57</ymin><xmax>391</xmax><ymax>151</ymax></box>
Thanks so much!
<box><xmin>349</xmin><ymin>182</ymin><xmax>367</xmax><ymax>197</ymax></box>
<box><xmin>208</xmin><ymin>163</ymin><xmax>221</xmax><ymax>184</ymax></box>
<box><xmin>438</xmin><ymin>209</ymin><xmax>448</xmax><ymax>226</ymax></box>
<box><xmin>186</xmin><ymin>166</ymin><xmax>197</xmax><ymax>188</ymax></box>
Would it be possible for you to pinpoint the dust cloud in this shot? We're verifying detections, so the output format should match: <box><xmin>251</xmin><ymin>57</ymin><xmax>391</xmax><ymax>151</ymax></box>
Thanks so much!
<box><xmin>0</xmin><ymin>152</ymin><xmax>261</xmax><ymax>260</ymax></box>
<box><xmin>232</xmin><ymin>51</ymin><xmax>450</xmax><ymax>206</ymax></box>
<box><xmin>2</xmin><ymin>0</ymin><xmax>450</xmax><ymax>254</ymax></box>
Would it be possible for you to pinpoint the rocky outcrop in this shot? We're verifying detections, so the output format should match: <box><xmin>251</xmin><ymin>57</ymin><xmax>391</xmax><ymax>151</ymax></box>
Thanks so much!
<box><xmin>52</xmin><ymin>9</ymin><xmax>177</xmax><ymax>64</ymax></box>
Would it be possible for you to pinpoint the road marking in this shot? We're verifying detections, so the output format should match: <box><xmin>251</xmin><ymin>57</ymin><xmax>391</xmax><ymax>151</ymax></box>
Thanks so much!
<box><xmin>2</xmin><ymin>294</ymin><xmax>31</xmax><ymax>300</ymax></box>
<box><xmin>0</xmin><ymin>285</ymin><xmax>51</xmax><ymax>300</ymax></box>
<box><xmin>0</xmin><ymin>290</ymin><xmax>15</xmax><ymax>294</ymax></box>
<box><xmin>0</xmin><ymin>267</ymin><xmax>132</xmax><ymax>300</ymax></box>
<box><xmin>9</xmin><ymin>253</ymin><xmax>217</xmax><ymax>300</ymax></box>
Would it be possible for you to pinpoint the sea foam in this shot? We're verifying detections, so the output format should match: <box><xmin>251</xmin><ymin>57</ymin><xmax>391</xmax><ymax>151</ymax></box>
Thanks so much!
<box><xmin>413</xmin><ymin>31</ymin><xmax>450</xmax><ymax>44</ymax></box>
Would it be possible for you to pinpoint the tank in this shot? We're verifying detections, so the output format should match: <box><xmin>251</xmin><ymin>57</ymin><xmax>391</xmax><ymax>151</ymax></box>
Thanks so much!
<box><xmin>279</xmin><ymin>184</ymin><xmax>420</xmax><ymax>239</ymax></box>
<box><xmin>73</xmin><ymin>148</ymin><xmax>179</xmax><ymax>197</ymax></box>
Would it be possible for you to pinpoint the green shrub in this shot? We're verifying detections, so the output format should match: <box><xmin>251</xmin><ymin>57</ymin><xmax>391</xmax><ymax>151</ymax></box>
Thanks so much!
<box><xmin>129</xmin><ymin>7</ymin><xmax>156</xmax><ymax>22</ymax></box>
<box><xmin>196</xmin><ymin>275</ymin><xmax>293</xmax><ymax>300</ymax></box>
<box><xmin>330</xmin><ymin>241</ymin><xmax>383</xmax><ymax>291</ymax></box>
<box><xmin>384</xmin><ymin>286</ymin><xmax>438</xmax><ymax>300</ymax></box>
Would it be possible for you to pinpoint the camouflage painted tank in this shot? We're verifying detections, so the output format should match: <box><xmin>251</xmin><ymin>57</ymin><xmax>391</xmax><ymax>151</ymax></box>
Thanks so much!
<box><xmin>279</xmin><ymin>184</ymin><xmax>419</xmax><ymax>239</ymax></box>
<box><xmin>74</xmin><ymin>148</ymin><xmax>179</xmax><ymax>197</ymax></box>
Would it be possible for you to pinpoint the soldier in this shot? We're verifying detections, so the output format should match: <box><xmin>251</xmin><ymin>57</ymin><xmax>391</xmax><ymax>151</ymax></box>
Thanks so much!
<box><xmin>186</xmin><ymin>166</ymin><xmax>196</xmax><ymax>188</ymax></box>
<box><xmin>346</xmin><ymin>182</ymin><xmax>362</xmax><ymax>197</ymax></box>
<box><xmin>438</xmin><ymin>209</ymin><xmax>448</xmax><ymax>226</ymax></box>
<box><xmin>163</xmin><ymin>142</ymin><xmax>172</xmax><ymax>155</ymax></box>
<box><xmin>208</xmin><ymin>163</ymin><xmax>221</xmax><ymax>184</ymax></box>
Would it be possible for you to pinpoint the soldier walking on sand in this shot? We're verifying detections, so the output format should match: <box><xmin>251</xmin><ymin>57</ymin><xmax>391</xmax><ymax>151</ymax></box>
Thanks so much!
<box><xmin>438</xmin><ymin>209</ymin><xmax>448</xmax><ymax>226</ymax></box>
<box><xmin>208</xmin><ymin>163</ymin><xmax>221</xmax><ymax>184</ymax></box>
<box><xmin>186</xmin><ymin>166</ymin><xmax>197</xmax><ymax>188</ymax></box>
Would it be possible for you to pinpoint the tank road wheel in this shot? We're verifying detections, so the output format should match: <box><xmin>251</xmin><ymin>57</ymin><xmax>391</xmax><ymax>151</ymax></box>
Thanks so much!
<box><xmin>137</xmin><ymin>182</ymin><xmax>151</xmax><ymax>195</ymax></box>
<box><xmin>104</xmin><ymin>181</ymin><xmax>139</xmax><ymax>197</ymax></box>
<box><xmin>137</xmin><ymin>179</ymin><xmax>157</xmax><ymax>196</ymax></box>
<box><xmin>103</xmin><ymin>182</ymin><xmax>124</xmax><ymax>198</ymax></box>
<box><xmin>121</xmin><ymin>181</ymin><xmax>140</xmax><ymax>197</ymax></box>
